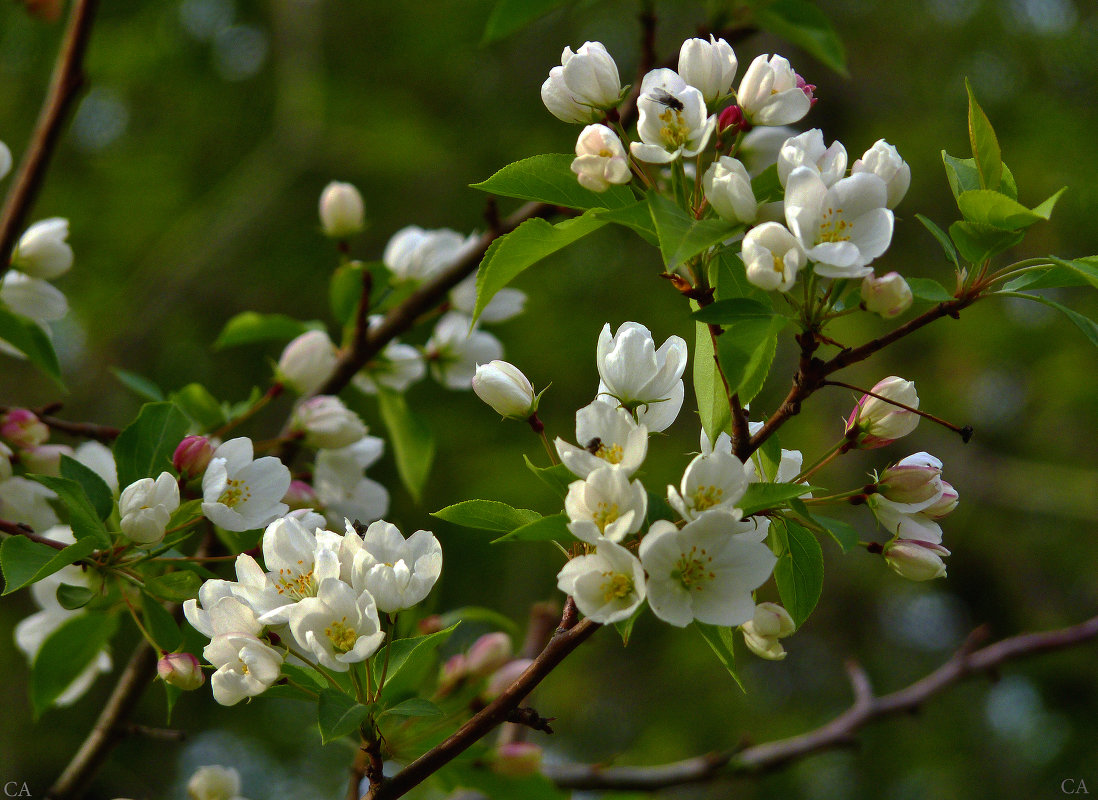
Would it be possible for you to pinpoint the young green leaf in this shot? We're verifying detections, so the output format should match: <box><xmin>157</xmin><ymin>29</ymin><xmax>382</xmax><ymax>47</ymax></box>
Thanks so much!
<box><xmin>691</xmin><ymin>298</ymin><xmax>775</xmax><ymax>325</ymax></box>
<box><xmin>738</xmin><ymin>482</ymin><xmax>817</xmax><ymax>517</ymax></box>
<box><xmin>378</xmin><ymin>697</ymin><xmax>445</xmax><ymax>719</ymax></box>
<box><xmin>59</xmin><ymin>455</ymin><xmax>114</xmax><ymax>521</ymax></box>
<box><xmin>317</xmin><ymin>689</ymin><xmax>372</xmax><ymax>744</ymax></box>
<box><xmin>749</xmin><ymin>0</ymin><xmax>848</xmax><ymax>75</ymax></box>
<box><xmin>111</xmin><ymin>367</ymin><xmax>165</xmax><ymax>401</ymax></box>
<box><xmin>113</xmin><ymin>402</ymin><xmax>190</xmax><ymax>489</ymax></box>
<box><xmin>593</xmin><ymin>200</ymin><xmax>658</xmax><ymax>245</ymax></box>
<box><xmin>949</xmin><ymin>221</ymin><xmax>1024</xmax><ymax>265</ymax></box>
<box><xmin>31</xmin><ymin>612</ymin><xmax>118</xmax><ymax>717</ymax></box>
<box><xmin>431</xmin><ymin>500</ymin><xmax>542</xmax><ymax>532</ymax></box>
<box><xmin>813</xmin><ymin>515</ymin><xmax>861</xmax><ymax>554</ymax></box>
<box><xmin>213</xmin><ymin>312</ymin><xmax>326</xmax><ymax>350</ymax></box>
<box><xmin>648</xmin><ymin>193</ymin><xmax>740</xmax><ymax>269</ymax></box>
<box><xmin>916</xmin><ymin>213</ymin><xmax>961</xmax><ymax>268</ymax></box>
<box><xmin>142</xmin><ymin>591</ymin><xmax>183</xmax><ymax>652</ymax></box>
<box><xmin>471</xmin><ymin>154</ymin><xmax>634</xmax><ymax>210</ymax></box>
<box><xmin>29</xmin><ymin>475</ymin><xmax>111</xmax><ymax>547</ymax></box>
<box><xmin>491</xmin><ymin>512</ymin><xmax>570</xmax><ymax>543</ymax></box>
<box><xmin>966</xmin><ymin>79</ymin><xmax>1002</xmax><ymax>191</ymax></box>
<box><xmin>377</xmin><ymin>388</ymin><xmax>435</xmax><ymax>503</ymax></box>
<box><xmin>0</xmin><ymin>306</ymin><xmax>64</xmax><ymax>389</ymax></box>
<box><xmin>957</xmin><ymin>189</ymin><xmax>1065</xmax><ymax>231</ymax></box>
<box><xmin>374</xmin><ymin>623</ymin><xmax>459</xmax><ymax>702</ymax></box>
<box><xmin>613</xmin><ymin>602</ymin><xmax>646</xmax><ymax>646</ymax></box>
<box><xmin>906</xmin><ymin>278</ymin><xmax>954</xmax><ymax>303</ymax></box>
<box><xmin>1</xmin><ymin>537</ymin><xmax>96</xmax><ymax>596</ymax></box>
<box><xmin>693</xmin><ymin>621</ymin><xmax>745</xmax><ymax>691</ymax></box>
<box><xmin>55</xmin><ymin>583</ymin><xmax>94</xmax><ymax>610</ymax></box>
<box><xmin>773</xmin><ymin>519</ymin><xmax>824</xmax><ymax>627</ymax></box>
<box><xmin>694</xmin><ymin>320</ymin><xmax>730</xmax><ymax>447</ymax></box>
<box><xmin>522</xmin><ymin>455</ymin><xmax>574</xmax><ymax>499</ymax></box>
<box><xmin>146</xmin><ymin>571</ymin><xmax>203</xmax><ymax>602</ymax></box>
<box><xmin>170</xmin><ymin>383</ymin><xmax>226</xmax><ymax>430</ymax></box>
<box><xmin>715</xmin><ymin>315</ymin><xmax>786</xmax><ymax>405</ymax></box>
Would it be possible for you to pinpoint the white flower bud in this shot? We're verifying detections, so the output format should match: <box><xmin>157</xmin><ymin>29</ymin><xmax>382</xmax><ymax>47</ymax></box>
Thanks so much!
<box><xmin>852</xmin><ymin>139</ymin><xmax>911</xmax><ymax>208</ymax></box>
<box><xmin>158</xmin><ymin>652</ymin><xmax>205</xmax><ymax>691</ymax></box>
<box><xmin>12</xmin><ymin>218</ymin><xmax>73</xmax><ymax>280</ymax></box>
<box><xmin>742</xmin><ymin>221</ymin><xmax>805</xmax><ymax>292</ymax></box>
<box><xmin>291</xmin><ymin>395</ymin><xmax>367</xmax><ymax>449</ymax></box>
<box><xmin>472</xmin><ymin>360</ymin><xmax>537</xmax><ymax>419</ymax></box>
<box><xmin>571</xmin><ymin>124</ymin><xmax>631</xmax><ymax>192</ymax></box>
<box><xmin>884</xmin><ymin>539</ymin><xmax>949</xmax><ymax>581</ymax></box>
<box><xmin>751</xmin><ymin>602</ymin><xmax>796</xmax><ymax>638</ymax></box>
<box><xmin>846</xmin><ymin>376</ymin><xmax>919</xmax><ymax>448</ymax></box>
<box><xmin>465</xmin><ymin>632</ymin><xmax>513</xmax><ymax>677</ymax></box>
<box><xmin>702</xmin><ymin>156</ymin><xmax>757</xmax><ymax>223</ymax></box>
<box><xmin>277</xmin><ymin>329</ymin><xmax>337</xmax><ymax>395</ymax></box>
<box><xmin>877</xmin><ymin>452</ymin><xmax>943</xmax><ymax>507</ymax></box>
<box><xmin>861</xmin><ymin>272</ymin><xmax>913</xmax><ymax>318</ymax></box>
<box><xmin>187</xmin><ymin>765</ymin><xmax>242</xmax><ymax>800</ymax></box>
<box><xmin>924</xmin><ymin>481</ymin><xmax>959</xmax><ymax>518</ymax></box>
<box><xmin>541</xmin><ymin>42</ymin><xmax>621</xmax><ymax>124</ymax></box>
<box><xmin>678</xmin><ymin>35</ymin><xmax>738</xmax><ymax>104</ymax></box>
<box><xmin>20</xmin><ymin>444</ymin><xmax>73</xmax><ymax>477</ymax></box>
<box><xmin>318</xmin><ymin>181</ymin><xmax>365</xmax><ymax>238</ymax></box>
<box><xmin>119</xmin><ymin>472</ymin><xmax>180</xmax><ymax>545</ymax></box>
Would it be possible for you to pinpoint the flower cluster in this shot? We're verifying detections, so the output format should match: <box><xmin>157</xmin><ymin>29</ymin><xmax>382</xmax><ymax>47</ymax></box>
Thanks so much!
<box><xmin>0</xmin><ymin>217</ymin><xmax>74</xmax><ymax>359</ymax></box>
<box><xmin>183</xmin><ymin>514</ymin><xmax>441</xmax><ymax>705</ymax></box>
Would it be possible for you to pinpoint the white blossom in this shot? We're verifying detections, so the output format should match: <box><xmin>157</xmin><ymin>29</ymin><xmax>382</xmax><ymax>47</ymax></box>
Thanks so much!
<box><xmin>852</xmin><ymin>139</ymin><xmax>911</xmax><ymax>208</ymax></box>
<box><xmin>784</xmin><ymin>167</ymin><xmax>893</xmax><ymax>279</ymax></box>
<box><xmin>861</xmin><ymin>271</ymin><xmax>913</xmax><ymax>318</ymax></box>
<box><xmin>554</xmin><ymin>400</ymin><xmax>648</xmax><ymax>478</ymax></box>
<box><xmin>741</xmin><ymin>221</ymin><xmax>805</xmax><ymax>292</ymax></box>
<box><xmin>183</xmin><ymin>585</ymin><xmax>261</xmax><ymax>640</ymax></box>
<box><xmin>425</xmin><ymin>311</ymin><xmax>503</xmax><ymax>390</ymax></box>
<box><xmin>318</xmin><ymin>181</ymin><xmax>365</xmax><ymax>238</ymax></box>
<box><xmin>667</xmin><ymin>450</ymin><xmax>748</xmax><ymax>521</ymax></box>
<box><xmin>187</xmin><ymin>765</ymin><xmax>250</xmax><ymax>800</ymax></box>
<box><xmin>0</xmin><ymin>270</ymin><xmax>68</xmax><ymax>358</ymax></box>
<box><xmin>74</xmin><ymin>440</ymin><xmax>118</xmax><ymax>494</ymax></box>
<box><xmin>777</xmin><ymin>129</ymin><xmax>847</xmax><ymax>188</ymax></box>
<box><xmin>596</xmin><ymin>321</ymin><xmax>687</xmax><ymax>433</ymax></box>
<box><xmin>291</xmin><ymin>395</ymin><xmax>368</xmax><ymax>449</ymax></box>
<box><xmin>736</xmin><ymin>54</ymin><xmax>812</xmax><ymax>127</ymax></box>
<box><xmin>571</xmin><ymin>124</ymin><xmax>631</xmax><ymax>192</ymax></box>
<box><xmin>564</xmin><ymin>465</ymin><xmax>647</xmax><ymax>544</ymax></box>
<box><xmin>702</xmin><ymin>156</ymin><xmax>757</xmax><ymax>224</ymax></box>
<box><xmin>201</xmin><ymin>437</ymin><xmax>291</xmax><ymax>532</ymax></box>
<box><xmin>556</xmin><ymin>538</ymin><xmax>646</xmax><ymax>624</ymax></box>
<box><xmin>314</xmin><ymin>436</ymin><xmax>390</xmax><ymax>527</ymax></box>
<box><xmin>288</xmin><ymin>578</ymin><xmax>385</xmax><ymax>671</ymax></box>
<box><xmin>204</xmin><ymin>633</ymin><xmax>283</xmax><ymax>706</ymax></box>
<box><xmin>541</xmin><ymin>41</ymin><xmax>621</xmax><ymax>124</ymax></box>
<box><xmin>352</xmin><ymin>315</ymin><xmax>426</xmax><ymax>394</ymax></box>
<box><xmin>739</xmin><ymin>126</ymin><xmax>795</xmax><ymax>176</ymax></box>
<box><xmin>119</xmin><ymin>471</ymin><xmax>180</xmax><ymax>545</ymax></box>
<box><xmin>450</xmin><ymin>273</ymin><xmax>525</xmax><ymax>324</ymax></box>
<box><xmin>347</xmin><ymin>519</ymin><xmax>442</xmax><ymax>613</ymax></box>
<box><xmin>12</xmin><ymin>217</ymin><xmax>73</xmax><ymax>280</ymax></box>
<box><xmin>639</xmin><ymin>512</ymin><xmax>777</xmax><ymax>627</ymax></box>
<box><xmin>678</xmin><ymin>35</ymin><xmax>738</xmax><ymax>104</ymax></box>
<box><xmin>277</xmin><ymin>329</ymin><xmax>337</xmax><ymax>395</ymax></box>
<box><xmin>631</xmin><ymin>69</ymin><xmax>715</xmax><ymax>164</ymax></box>
<box><xmin>0</xmin><ymin>475</ymin><xmax>60</xmax><ymax>531</ymax></box>
<box><xmin>383</xmin><ymin>226</ymin><xmax>478</xmax><ymax>283</ymax></box>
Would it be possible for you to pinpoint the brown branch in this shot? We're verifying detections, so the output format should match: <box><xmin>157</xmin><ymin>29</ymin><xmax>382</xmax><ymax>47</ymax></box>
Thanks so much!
<box><xmin>0</xmin><ymin>405</ymin><xmax>120</xmax><ymax>443</ymax></box>
<box><xmin>364</xmin><ymin>611</ymin><xmax>599</xmax><ymax>800</ymax></box>
<box><xmin>498</xmin><ymin>600</ymin><xmax>562</xmax><ymax>746</ymax></box>
<box><xmin>0</xmin><ymin>0</ymin><xmax>100</xmax><ymax>280</ymax></box>
<box><xmin>544</xmin><ymin>613</ymin><xmax>1098</xmax><ymax>791</ymax></box>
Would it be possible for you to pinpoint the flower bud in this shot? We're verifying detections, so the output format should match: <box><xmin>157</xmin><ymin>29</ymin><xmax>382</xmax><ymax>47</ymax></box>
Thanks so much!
<box><xmin>318</xmin><ymin>181</ymin><xmax>365</xmax><ymax>238</ymax></box>
<box><xmin>472</xmin><ymin>361</ymin><xmax>537</xmax><ymax>419</ymax></box>
<box><xmin>845</xmin><ymin>376</ymin><xmax>919</xmax><ymax>448</ymax></box>
<box><xmin>277</xmin><ymin>329</ymin><xmax>338</xmax><ymax>395</ymax></box>
<box><xmin>861</xmin><ymin>272</ymin><xmax>913</xmax><ymax>319</ymax></box>
<box><xmin>436</xmin><ymin>653</ymin><xmax>468</xmax><ymax>696</ymax></box>
<box><xmin>741</xmin><ymin>602</ymin><xmax>795</xmax><ymax>660</ymax></box>
<box><xmin>291</xmin><ymin>395</ymin><xmax>367</xmax><ymax>449</ymax></box>
<box><xmin>923</xmin><ymin>481</ymin><xmax>959</xmax><ymax>519</ymax></box>
<box><xmin>490</xmin><ymin>742</ymin><xmax>543</xmax><ymax>777</ymax></box>
<box><xmin>174</xmin><ymin>435</ymin><xmax>214</xmax><ymax>478</ymax></box>
<box><xmin>283</xmin><ymin>479</ymin><xmax>318</xmax><ymax>510</ymax></box>
<box><xmin>119</xmin><ymin>472</ymin><xmax>180</xmax><ymax>545</ymax></box>
<box><xmin>702</xmin><ymin>156</ymin><xmax>757</xmax><ymax>224</ymax></box>
<box><xmin>717</xmin><ymin>104</ymin><xmax>746</xmax><ymax>134</ymax></box>
<box><xmin>571</xmin><ymin>124</ymin><xmax>631</xmax><ymax>192</ymax></box>
<box><xmin>1</xmin><ymin>409</ymin><xmax>49</xmax><ymax>449</ymax></box>
<box><xmin>482</xmin><ymin>658</ymin><xmax>533</xmax><ymax>700</ymax></box>
<box><xmin>884</xmin><ymin>539</ymin><xmax>949</xmax><ymax>581</ymax></box>
<box><xmin>12</xmin><ymin>218</ymin><xmax>73</xmax><ymax>280</ymax></box>
<box><xmin>158</xmin><ymin>652</ymin><xmax>205</xmax><ymax>691</ymax></box>
<box><xmin>678</xmin><ymin>35</ymin><xmax>738</xmax><ymax>104</ymax></box>
<box><xmin>465</xmin><ymin>632</ymin><xmax>513</xmax><ymax>677</ymax></box>
<box><xmin>852</xmin><ymin>139</ymin><xmax>911</xmax><ymax>208</ymax></box>
<box><xmin>418</xmin><ymin>615</ymin><xmax>444</xmax><ymax>635</ymax></box>
<box><xmin>878</xmin><ymin>452</ymin><xmax>943</xmax><ymax>506</ymax></box>
<box><xmin>19</xmin><ymin>443</ymin><xmax>72</xmax><ymax>476</ymax></box>
<box><xmin>186</xmin><ymin>765</ymin><xmax>241</xmax><ymax>800</ymax></box>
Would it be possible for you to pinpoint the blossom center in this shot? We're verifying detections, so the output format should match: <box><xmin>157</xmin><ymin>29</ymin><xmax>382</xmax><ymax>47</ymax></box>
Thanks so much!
<box><xmin>771</xmin><ymin>254</ymin><xmax>785</xmax><ymax>274</ymax></box>
<box><xmin>275</xmin><ymin>564</ymin><xmax>317</xmax><ymax>600</ymax></box>
<box><xmin>673</xmin><ymin>545</ymin><xmax>716</xmax><ymax>591</ymax></box>
<box><xmin>595</xmin><ymin>441</ymin><xmax>624</xmax><ymax>464</ymax></box>
<box><xmin>657</xmin><ymin>108</ymin><xmax>689</xmax><ymax>150</ymax></box>
<box><xmin>325</xmin><ymin>617</ymin><xmax>358</xmax><ymax>653</ymax></box>
<box><xmin>217</xmin><ymin>477</ymin><xmax>252</xmax><ymax>509</ymax></box>
<box><xmin>818</xmin><ymin>207</ymin><xmax>852</xmax><ymax>243</ymax></box>
<box><xmin>690</xmin><ymin>484</ymin><xmax>724</xmax><ymax>512</ymax></box>
<box><xmin>601</xmin><ymin>571</ymin><xmax>634</xmax><ymax>603</ymax></box>
<box><xmin>592</xmin><ymin>501</ymin><xmax>621</xmax><ymax>532</ymax></box>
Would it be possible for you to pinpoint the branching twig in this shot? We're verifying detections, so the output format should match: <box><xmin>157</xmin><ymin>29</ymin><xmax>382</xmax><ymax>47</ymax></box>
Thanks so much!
<box><xmin>0</xmin><ymin>0</ymin><xmax>100</xmax><ymax>279</ymax></box>
<box><xmin>544</xmin><ymin>613</ymin><xmax>1098</xmax><ymax>791</ymax></box>
<box><xmin>0</xmin><ymin>404</ymin><xmax>120</xmax><ymax>443</ymax></box>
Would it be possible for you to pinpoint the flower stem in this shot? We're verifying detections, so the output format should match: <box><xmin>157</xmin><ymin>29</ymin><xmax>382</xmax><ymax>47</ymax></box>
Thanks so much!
<box><xmin>283</xmin><ymin>644</ymin><xmax>345</xmax><ymax>691</ymax></box>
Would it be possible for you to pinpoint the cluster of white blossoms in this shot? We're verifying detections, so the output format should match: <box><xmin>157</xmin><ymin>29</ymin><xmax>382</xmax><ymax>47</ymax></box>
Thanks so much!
<box><xmin>541</xmin><ymin>37</ymin><xmax>915</xmax><ymax>319</ymax></box>
<box><xmin>183</xmin><ymin>514</ymin><xmax>441</xmax><ymax>705</ymax></box>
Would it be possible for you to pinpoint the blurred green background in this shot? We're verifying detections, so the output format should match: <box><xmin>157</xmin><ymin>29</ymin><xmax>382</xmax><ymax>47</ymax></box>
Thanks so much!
<box><xmin>2</xmin><ymin>0</ymin><xmax>1097</xmax><ymax>798</ymax></box>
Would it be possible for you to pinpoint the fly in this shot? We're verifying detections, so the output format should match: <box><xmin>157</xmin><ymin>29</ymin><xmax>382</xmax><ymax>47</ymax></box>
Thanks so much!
<box><xmin>646</xmin><ymin>88</ymin><xmax>684</xmax><ymax>112</ymax></box>
<box><xmin>584</xmin><ymin>437</ymin><xmax>603</xmax><ymax>455</ymax></box>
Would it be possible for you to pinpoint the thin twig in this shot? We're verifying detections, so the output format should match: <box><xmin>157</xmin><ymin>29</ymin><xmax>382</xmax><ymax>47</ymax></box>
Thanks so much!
<box><xmin>0</xmin><ymin>405</ymin><xmax>120</xmax><ymax>443</ymax></box>
<box><xmin>544</xmin><ymin>613</ymin><xmax>1098</xmax><ymax>791</ymax></box>
<box><xmin>0</xmin><ymin>0</ymin><xmax>101</xmax><ymax>279</ymax></box>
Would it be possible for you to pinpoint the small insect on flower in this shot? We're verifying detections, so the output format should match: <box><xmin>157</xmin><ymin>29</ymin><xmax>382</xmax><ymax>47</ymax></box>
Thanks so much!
<box><xmin>585</xmin><ymin>437</ymin><xmax>603</xmax><ymax>455</ymax></box>
<box><xmin>646</xmin><ymin>87</ymin><xmax>685</xmax><ymax>112</ymax></box>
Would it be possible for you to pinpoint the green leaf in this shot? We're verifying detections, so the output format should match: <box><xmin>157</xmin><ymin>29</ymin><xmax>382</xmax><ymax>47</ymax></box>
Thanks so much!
<box><xmin>376</xmin><ymin>624</ymin><xmax>459</xmax><ymax>702</ymax></box>
<box><xmin>170</xmin><ymin>383</ymin><xmax>226</xmax><ymax>430</ymax></box>
<box><xmin>916</xmin><ymin>213</ymin><xmax>961</xmax><ymax>268</ymax></box>
<box><xmin>942</xmin><ymin>151</ymin><xmax>983</xmax><ymax>199</ymax></box>
<box><xmin>471</xmin><ymin>154</ymin><xmax>634</xmax><ymax>211</ymax></box>
<box><xmin>330</xmin><ymin>261</ymin><xmax>387</xmax><ymax>328</ymax></box>
<box><xmin>111</xmin><ymin>368</ymin><xmax>165</xmax><ymax>401</ymax></box>
<box><xmin>522</xmin><ymin>455</ymin><xmax>575</xmax><ymax>499</ymax></box>
<box><xmin>379</xmin><ymin>697</ymin><xmax>445</xmax><ymax>719</ymax></box>
<box><xmin>613</xmin><ymin>602</ymin><xmax>645</xmax><ymax>646</ymax></box>
<box><xmin>1</xmin><ymin>537</ymin><xmax>96</xmax><ymax>596</ymax></box>
<box><xmin>146</xmin><ymin>571</ymin><xmax>202</xmax><ymax>602</ymax></box>
<box><xmin>966</xmin><ymin>79</ymin><xmax>1002</xmax><ymax>191</ymax></box>
<box><xmin>1001</xmin><ymin>257</ymin><xmax>1098</xmax><ymax>291</ymax></box>
<box><xmin>1031</xmin><ymin>187</ymin><xmax>1067</xmax><ymax>220</ymax></box>
<box><xmin>1045</xmin><ymin>256</ymin><xmax>1098</xmax><ymax>290</ymax></box>
<box><xmin>593</xmin><ymin>200</ymin><xmax>658</xmax><ymax>245</ymax></box>
<box><xmin>31</xmin><ymin>612</ymin><xmax>118</xmax><ymax>717</ymax></box>
<box><xmin>814</xmin><ymin>515</ymin><xmax>860</xmax><ymax>554</ymax></box>
<box><xmin>473</xmin><ymin>210</ymin><xmax>606</xmax><ymax>325</ymax></box>
<box><xmin>648</xmin><ymin>193</ymin><xmax>740</xmax><ymax>269</ymax></box>
<box><xmin>773</xmin><ymin>519</ymin><xmax>823</xmax><ymax>627</ymax></box>
<box><xmin>738</xmin><ymin>482</ymin><xmax>816</xmax><ymax>517</ymax></box>
<box><xmin>751</xmin><ymin>163</ymin><xmax>783</xmax><ymax>204</ymax></box>
<box><xmin>711</xmin><ymin>250</ymin><xmax>772</xmax><ymax>304</ymax></box>
<box><xmin>491</xmin><ymin>513</ymin><xmax>570</xmax><ymax>543</ymax></box>
<box><xmin>432</xmin><ymin>500</ymin><xmax>541</xmax><ymax>532</ymax></box>
<box><xmin>56</xmin><ymin>583</ymin><xmax>94</xmax><ymax>610</ymax></box>
<box><xmin>377</xmin><ymin>388</ymin><xmax>434</xmax><ymax>502</ymax></box>
<box><xmin>949</xmin><ymin>221</ymin><xmax>1024</xmax><ymax>265</ymax></box>
<box><xmin>906</xmin><ymin>277</ymin><xmax>954</xmax><ymax>303</ymax></box>
<box><xmin>692</xmin><ymin>298</ymin><xmax>776</xmax><ymax>325</ymax></box>
<box><xmin>59</xmin><ymin>455</ymin><xmax>114</xmax><ymax>521</ymax></box>
<box><xmin>317</xmin><ymin>689</ymin><xmax>371</xmax><ymax>744</ymax></box>
<box><xmin>113</xmin><ymin>402</ymin><xmax>190</xmax><ymax>489</ymax></box>
<box><xmin>957</xmin><ymin>189</ymin><xmax>1064</xmax><ymax>231</ymax></box>
<box><xmin>694</xmin><ymin>320</ymin><xmax>729</xmax><ymax>447</ymax></box>
<box><xmin>714</xmin><ymin>315</ymin><xmax>786</xmax><ymax>405</ymax></box>
<box><xmin>756</xmin><ymin>433</ymin><xmax>783</xmax><ymax>483</ymax></box>
<box><xmin>29</xmin><ymin>475</ymin><xmax>111</xmax><ymax>547</ymax></box>
<box><xmin>282</xmin><ymin>662</ymin><xmax>328</xmax><ymax>692</ymax></box>
<box><xmin>142</xmin><ymin>591</ymin><xmax>183</xmax><ymax>652</ymax></box>
<box><xmin>693</xmin><ymin>621</ymin><xmax>745</xmax><ymax>691</ymax></box>
<box><xmin>749</xmin><ymin>0</ymin><xmax>847</xmax><ymax>74</ymax></box>
<box><xmin>1003</xmin><ymin>292</ymin><xmax>1098</xmax><ymax>348</ymax></box>
<box><xmin>213</xmin><ymin>312</ymin><xmax>325</xmax><ymax>350</ymax></box>
<box><xmin>0</xmin><ymin>305</ymin><xmax>64</xmax><ymax>389</ymax></box>
<box><xmin>481</xmin><ymin>0</ymin><xmax>570</xmax><ymax>43</ymax></box>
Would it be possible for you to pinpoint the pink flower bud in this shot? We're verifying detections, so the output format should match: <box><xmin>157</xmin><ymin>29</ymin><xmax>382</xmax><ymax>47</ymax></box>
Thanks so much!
<box><xmin>1</xmin><ymin>409</ymin><xmax>49</xmax><ymax>449</ymax></box>
<box><xmin>158</xmin><ymin>652</ymin><xmax>205</xmax><ymax>691</ymax></box>
<box><xmin>490</xmin><ymin>742</ymin><xmax>543</xmax><ymax>777</ymax></box>
<box><xmin>878</xmin><ymin>452</ymin><xmax>943</xmax><ymax>506</ymax></box>
<box><xmin>796</xmin><ymin>74</ymin><xmax>817</xmax><ymax>105</ymax></box>
<box><xmin>845</xmin><ymin>376</ymin><xmax>919</xmax><ymax>448</ymax></box>
<box><xmin>883</xmin><ymin>539</ymin><xmax>950</xmax><ymax>581</ymax></box>
<box><xmin>436</xmin><ymin>654</ymin><xmax>468</xmax><ymax>696</ymax></box>
<box><xmin>465</xmin><ymin>632</ymin><xmax>513</xmax><ymax>677</ymax></box>
<box><xmin>173</xmin><ymin>435</ymin><xmax>214</xmax><ymax>478</ymax></box>
<box><xmin>20</xmin><ymin>443</ymin><xmax>72</xmax><ymax>476</ymax></box>
<box><xmin>283</xmin><ymin>480</ymin><xmax>318</xmax><ymax>510</ymax></box>
<box><xmin>923</xmin><ymin>481</ymin><xmax>959</xmax><ymax>518</ymax></box>
<box><xmin>418</xmin><ymin>615</ymin><xmax>444</xmax><ymax>635</ymax></box>
<box><xmin>483</xmin><ymin>658</ymin><xmax>533</xmax><ymax>700</ymax></box>
<box><xmin>718</xmin><ymin>104</ymin><xmax>746</xmax><ymax>134</ymax></box>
